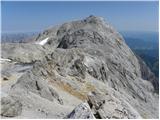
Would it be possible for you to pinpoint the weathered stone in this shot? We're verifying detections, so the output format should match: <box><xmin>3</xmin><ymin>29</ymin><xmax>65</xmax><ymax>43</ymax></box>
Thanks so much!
<box><xmin>49</xmin><ymin>87</ymin><xmax>63</xmax><ymax>105</ymax></box>
<box><xmin>137</xmin><ymin>55</ymin><xmax>159</xmax><ymax>93</ymax></box>
<box><xmin>1</xmin><ymin>96</ymin><xmax>22</xmax><ymax>117</ymax></box>
<box><xmin>87</xmin><ymin>91</ymin><xmax>106</xmax><ymax>118</ymax></box>
<box><xmin>67</xmin><ymin>103</ymin><xmax>95</xmax><ymax>119</ymax></box>
<box><xmin>87</xmin><ymin>91</ymin><xmax>105</xmax><ymax>110</ymax></box>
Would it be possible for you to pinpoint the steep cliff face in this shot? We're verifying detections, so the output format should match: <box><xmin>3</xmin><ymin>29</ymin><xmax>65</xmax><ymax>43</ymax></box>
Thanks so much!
<box><xmin>136</xmin><ymin>55</ymin><xmax>159</xmax><ymax>93</ymax></box>
<box><xmin>1</xmin><ymin>16</ymin><xmax>159</xmax><ymax>119</ymax></box>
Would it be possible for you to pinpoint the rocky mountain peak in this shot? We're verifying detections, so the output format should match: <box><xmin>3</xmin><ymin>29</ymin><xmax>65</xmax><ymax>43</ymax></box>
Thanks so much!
<box><xmin>1</xmin><ymin>16</ymin><xmax>159</xmax><ymax>119</ymax></box>
<box><xmin>83</xmin><ymin>15</ymin><xmax>105</xmax><ymax>24</ymax></box>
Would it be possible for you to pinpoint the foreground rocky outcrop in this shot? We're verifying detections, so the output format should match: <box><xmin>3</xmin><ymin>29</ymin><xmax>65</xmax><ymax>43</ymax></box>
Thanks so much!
<box><xmin>66</xmin><ymin>102</ymin><xmax>95</xmax><ymax>119</ymax></box>
<box><xmin>1</xmin><ymin>15</ymin><xmax>159</xmax><ymax>119</ymax></box>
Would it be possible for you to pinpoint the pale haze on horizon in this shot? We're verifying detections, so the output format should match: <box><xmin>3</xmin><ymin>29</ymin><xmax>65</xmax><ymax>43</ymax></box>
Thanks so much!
<box><xmin>2</xmin><ymin>1</ymin><xmax>159</xmax><ymax>33</ymax></box>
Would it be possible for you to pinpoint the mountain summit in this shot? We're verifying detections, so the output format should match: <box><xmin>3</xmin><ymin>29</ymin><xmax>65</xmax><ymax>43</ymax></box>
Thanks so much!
<box><xmin>1</xmin><ymin>16</ymin><xmax>159</xmax><ymax>119</ymax></box>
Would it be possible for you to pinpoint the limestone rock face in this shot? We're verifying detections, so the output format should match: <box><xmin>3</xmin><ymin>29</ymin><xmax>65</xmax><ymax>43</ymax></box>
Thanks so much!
<box><xmin>10</xmin><ymin>68</ymin><xmax>63</xmax><ymax>105</ymax></box>
<box><xmin>67</xmin><ymin>91</ymin><xmax>142</xmax><ymax>119</ymax></box>
<box><xmin>1</xmin><ymin>43</ymin><xmax>47</xmax><ymax>63</ymax></box>
<box><xmin>66</xmin><ymin>102</ymin><xmax>95</xmax><ymax>119</ymax></box>
<box><xmin>1</xmin><ymin>15</ymin><xmax>159</xmax><ymax>118</ymax></box>
<box><xmin>1</xmin><ymin>96</ymin><xmax>22</xmax><ymax>117</ymax></box>
<box><xmin>137</xmin><ymin>55</ymin><xmax>159</xmax><ymax>93</ymax></box>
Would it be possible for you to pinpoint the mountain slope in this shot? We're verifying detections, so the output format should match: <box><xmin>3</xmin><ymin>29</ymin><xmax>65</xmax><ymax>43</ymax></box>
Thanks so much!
<box><xmin>122</xmin><ymin>32</ymin><xmax>159</xmax><ymax>78</ymax></box>
<box><xmin>1</xmin><ymin>15</ymin><xmax>158</xmax><ymax>119</ymax></box>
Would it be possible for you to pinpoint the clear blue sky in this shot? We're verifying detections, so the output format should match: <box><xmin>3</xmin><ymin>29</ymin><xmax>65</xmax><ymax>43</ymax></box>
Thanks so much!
<box><xmin>2</xmin><ymin>1</ymin><xmax>159</xmax><ymax>33</ymax></box>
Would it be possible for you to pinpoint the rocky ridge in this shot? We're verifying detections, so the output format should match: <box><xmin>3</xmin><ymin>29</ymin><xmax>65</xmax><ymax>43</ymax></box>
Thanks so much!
<box><xmin>1</xmin><ymin>15</ymin><xmax>159</xmax><ymax>119</ymax></box>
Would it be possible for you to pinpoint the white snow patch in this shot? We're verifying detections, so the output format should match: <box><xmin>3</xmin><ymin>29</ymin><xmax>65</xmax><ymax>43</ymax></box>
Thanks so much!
<box><xmin>35</xmin><ymin>37</ymin><xmax>49</xmax><ymax>46</ymax></box>
<box><xmin>0</xmin><ymin>58</ymin><xmax>11</xmax><ymax>62</ymax></box>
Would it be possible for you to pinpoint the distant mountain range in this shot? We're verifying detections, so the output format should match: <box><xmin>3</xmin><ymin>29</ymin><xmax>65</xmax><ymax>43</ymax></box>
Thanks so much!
<box><xmin>1</xmin><ymin>32</ymin><xmax>38</xmax><ymax>43</ymax></box>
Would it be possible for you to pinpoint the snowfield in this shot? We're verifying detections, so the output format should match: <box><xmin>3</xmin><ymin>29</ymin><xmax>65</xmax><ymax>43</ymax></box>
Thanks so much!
<box><xmin>35</xmin><ymin>37</ymin><xmax>49</xmax><ymax>45</ymax></box>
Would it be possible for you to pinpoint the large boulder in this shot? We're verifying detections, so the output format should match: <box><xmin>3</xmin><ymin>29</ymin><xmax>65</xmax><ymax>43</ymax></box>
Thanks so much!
<box><xmin>66</xmin><ymin>102</ymin><xmax>95</xmax><ymax>119</ymax></box>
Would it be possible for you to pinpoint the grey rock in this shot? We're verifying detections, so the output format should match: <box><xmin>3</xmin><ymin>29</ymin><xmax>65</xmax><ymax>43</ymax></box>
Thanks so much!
<box><xmin>87</xmin><ymin>91</ymin><xmax>105</xmax><ymax>111</ymax></box>
<box><xmin>67</xmin><ymin>102</ymin><xmax>95</xmax><ymax>119</ymax></box>
<box><xmin>1</xmin><ymin>43</ymin><xmax>48</xmax><ymax>63</ymax></box>
<box><xmin>87</xmin><ymin>91</ymin><xmax>106</xmax><ymax>118</ymax></box>
<box><xmin>11</xmin><ymin>69</ymin><xmax>63</xmax><ymax>105</ymax></box>
<box><xmin>137</xmin><ymin>55</ymin><xmax>159</xmax><ymax>93</ymax></box>
<box><xmin>49</xmin><ymin>87</ymin><xmax>63</xmax><ymax>105</ymax></box>
<box><xmin>1</xmin><ymin>96</ymin><xmax>22</xmax><ymax>117</ymax></box>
